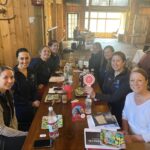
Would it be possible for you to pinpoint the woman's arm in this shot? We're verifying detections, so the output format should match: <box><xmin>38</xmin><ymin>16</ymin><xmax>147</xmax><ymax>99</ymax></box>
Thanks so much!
<box><xmin>0</xmin><ymin>125</ymin><xmax>27</xmax><ymax>137</ymax></box>
<box><xmin>0</xmin><ymin>108</ymin><xmax>27</xmax><ymax>137</ymax></box>
<box><xmin>122</xmin><ymin>119</ymin><xmax>145</xmax><ymax>143</ymax></box>
<box><xmin>122</xmin><ymin>119</ymin><xmax>130</xmax><ymax>135</ymax></box>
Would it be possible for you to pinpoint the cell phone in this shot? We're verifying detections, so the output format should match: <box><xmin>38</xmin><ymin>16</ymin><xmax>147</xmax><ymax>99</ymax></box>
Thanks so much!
<box><xmin>33</xmin><ymin>139</ymin><xmax>53</xmax><ymax>148</ymax></box>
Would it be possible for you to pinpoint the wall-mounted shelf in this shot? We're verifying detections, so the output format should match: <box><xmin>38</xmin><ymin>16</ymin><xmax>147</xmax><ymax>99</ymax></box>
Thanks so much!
<box><xmin>47</xmin><ymin>26</ymin><xmax>58</xmax><ymax>32</ymax></box>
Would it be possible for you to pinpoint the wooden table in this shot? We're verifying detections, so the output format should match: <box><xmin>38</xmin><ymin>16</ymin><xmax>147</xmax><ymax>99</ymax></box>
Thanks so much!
<box><xmin>22</xmin><ymin>72</ymin><xmax>150</xmax><ymax>150</ymax></box>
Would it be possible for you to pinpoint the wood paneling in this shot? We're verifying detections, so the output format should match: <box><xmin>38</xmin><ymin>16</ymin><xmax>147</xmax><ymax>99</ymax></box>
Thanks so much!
<box><xmin>0</xmin><ymin>0</ymin><xmax>43</xmax><ymax>66</ymax></box>
<box><xmin>44</xmin><ymin>0</ymin><xmax>64</xmax><ymax>43</ymax></box>
<box><xmin>44</xmin><ymin>0</ymin><xmax>52</xmax><ymax>44</ymax></box>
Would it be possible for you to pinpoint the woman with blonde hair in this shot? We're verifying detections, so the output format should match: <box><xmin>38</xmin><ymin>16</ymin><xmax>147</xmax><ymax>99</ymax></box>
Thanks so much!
<box><xmin>122</xmin><ymin>67</ymin><xmax>150</xmax><ymax>143</ymax></box>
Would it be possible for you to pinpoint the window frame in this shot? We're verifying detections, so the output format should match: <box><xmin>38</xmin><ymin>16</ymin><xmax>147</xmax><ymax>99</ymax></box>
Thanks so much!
<box><xmin>67</xmin><ymin>13</ymin><xmax>79</xmax><ymax>39</ymax></box>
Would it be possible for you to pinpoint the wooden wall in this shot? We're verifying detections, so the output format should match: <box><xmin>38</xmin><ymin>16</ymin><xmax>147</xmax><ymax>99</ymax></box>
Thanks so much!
<box><xmin>0</xmin><ymin>0</ymin><xmax>44</xmax><ymax>67</ymax></box>
<box><xmin>44</xmin><ymin>0</ymin><xmax>64</xmax><ymax>44</ymax></box>
<box><xmin>124</xmin><ymin>0</ymin><xmax>150</xmax><ymax>44</ymax></box>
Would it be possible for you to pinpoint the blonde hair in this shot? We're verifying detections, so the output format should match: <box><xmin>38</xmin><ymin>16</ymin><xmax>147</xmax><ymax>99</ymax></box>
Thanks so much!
<box><xmin>131</xmin><ymin>67</ymin><xmax>148</xmax><ymax>81</ymax></box>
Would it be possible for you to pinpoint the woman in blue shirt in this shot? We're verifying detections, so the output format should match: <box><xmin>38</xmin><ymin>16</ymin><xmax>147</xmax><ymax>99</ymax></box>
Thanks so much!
<box><xmin>12</xmin><ymin>48</ymin><xmax>40</xmax><ymax>131</ymax></box>
<box><xmin>85</xmin><ymin>51</ymin><xmax>131</xmax><ymax>127</ymax></box>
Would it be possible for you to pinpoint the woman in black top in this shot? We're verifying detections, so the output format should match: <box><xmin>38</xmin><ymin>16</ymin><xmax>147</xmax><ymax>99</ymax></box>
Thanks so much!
<box><xmin>0</xmin><ymin>66</ymin><xmax>27</xmax><ymax>150</ymax></box>
<box><xmin>29</xmin><ymin>46</ymin><xmax>51</xmax><ymax>99</ymax></box>
<box><xmin>48</xmin><ymin>40</ymin><xmax>60</xmax><ymax>74</ymax></box>
<box><xmin>89</xmin><ymin>42</ymin><xmax>104</xmax><ymax>83</ymax></box>
<box><xmin>12</xmin><ymin>48</ymin><xmax>40</xmax><ymax>131</ymax></box>
<box><xmin>85</xmin><ymin>51</ymin><xmax>131</xmax><ymax>126</ymax></box>
<box><xmin>98</xmin><ymin>45</ymin><xmax>114</xmax><ymax>88</ymax></box>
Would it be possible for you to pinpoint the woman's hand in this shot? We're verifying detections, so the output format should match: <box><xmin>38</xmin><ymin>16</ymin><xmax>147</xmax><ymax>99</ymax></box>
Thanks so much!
<box><xmin>32</xmin><ymin>100</ymin><xmax>40</xmax><ymax>108</ymax></box>
<box><xmin>125</xmin><ymin>135</ymin><xmax>144</xmax><ymax>143</ymax></box>
<box><xmin>84</xmin><ymin>86</ymin><xmax>95</xmax><ymax>98</ymax></box>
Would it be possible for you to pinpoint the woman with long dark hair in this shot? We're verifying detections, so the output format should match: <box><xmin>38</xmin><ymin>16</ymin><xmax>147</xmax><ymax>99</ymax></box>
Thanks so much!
<box><xmin>0</xmin><ymin>66</ymin><xmax>27</xmax><ymax>150</ymax></box>
<box><xmin>13</xmin><ymin>48</ymin><xmax>40</xmax><ymax>131</ymax></box>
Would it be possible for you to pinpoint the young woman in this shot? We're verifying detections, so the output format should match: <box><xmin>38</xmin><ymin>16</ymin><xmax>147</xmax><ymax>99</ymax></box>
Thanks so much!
<box><xmin>89</xmin><ymin>42</ymin><xmax>104</xmax><ymax>84</ymax></box>
<box><xmin>12</xmin><ymin>48</ymin><xmax>40</xmax><ymax>131</ymax></box>
<box><xmin>122</xmin><ymin>68</ymin><xmax>150</xmax><ymax>143</ymax></box>
<box><xmin>0</xmin><ymin>66</ymin><xmax>27</xmax><ymax>150</ymax></box>
<box><xmin>98</xmin><ymin>45</ymin><xmax>114</xmax><ymax>87</ymax></box>
<box><xmin>29</xmin><ymin>46</ymin><xmax>51</xmax><ymax>98</ymax></box>
<box><xmin>48</xmin><ymin>40</ymin><xmax>60</xmax><ymax>74</ymax></box>
<box><xmin>85</xmin><ymin>51</ymin><xmax>131</xmax><ymax>126</ymax></box>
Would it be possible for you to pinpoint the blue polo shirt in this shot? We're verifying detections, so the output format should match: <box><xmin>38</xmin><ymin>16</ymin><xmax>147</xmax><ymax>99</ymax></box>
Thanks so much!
<box><xmin>95</xmin><ymin>68</ymin><xmax>131</xmax><ymax>126</ymax></box>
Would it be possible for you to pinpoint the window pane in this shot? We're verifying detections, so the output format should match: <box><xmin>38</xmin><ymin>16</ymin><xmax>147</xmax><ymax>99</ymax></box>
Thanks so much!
<box><xmin>91</xmin><ymin>0</ymin><xmax>109</xmax><ymax>6</ymax></box>
<box><xmin>85</xmin><ymin>12</ymin><xmax>89</xmax><ymax>18</ymax></box>
<box><xmin>67</xmin><ymin>13</ymin><xmax>78</xmax><ymax>38</ymax></box>
<box><xmin>97</xmin><ymin>20</ymin><xmax>105</xmax><ymax>32</ymax></box>
<box><xmin>98</xmin><ymin>12</ymin><xmax>106</xmax><ymax>18</ymax></box>
<box><xmin>107</xmin><ymin>13</ymin><xmax>121</xmax><ymax>18</ymax></box>
<box><xmin>110</xmin><ymin>0</ymin><xmax>128</xmax><ymax>6</ymax></box>
<box><xmin>89</xmin><ymin>19</ymin><xmax>97</xmax><ymax>32</ymax></box>
<box><xmin>90</xmin><ymin>12</ymin><xmax>98</xmax><ymax>18</ymax></box>
<box><xmin>86</xmin><ymin>0</ymin><xmax>89</xmax><ymax>6</ymax></box>
<box><xmin>85</xmin><ymin>19</ymin><xmax>88</xmax><ymax>30</ymax></box>
<box><xmin>106</xmin><ymin>20</ymin><xmax>120</xmax><ymax>32</ymax></box>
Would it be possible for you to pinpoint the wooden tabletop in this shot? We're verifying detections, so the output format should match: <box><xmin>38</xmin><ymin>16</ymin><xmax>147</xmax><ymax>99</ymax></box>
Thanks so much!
<box><xmin>22</xmin><ymin>72</ymin><xmax>150</xmax><ymax>150</ymax></box>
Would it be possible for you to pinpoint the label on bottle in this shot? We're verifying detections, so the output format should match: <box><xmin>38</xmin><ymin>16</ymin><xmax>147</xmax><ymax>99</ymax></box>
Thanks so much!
<box><xmin>48</xmin><ymin>121</ymin><xmax>59</xmax><ymax>139</ymax></box>
<box><xmin>85</xmin><ymin>98</ymin><xmax>92</xmax><ymax>114</ymax></box>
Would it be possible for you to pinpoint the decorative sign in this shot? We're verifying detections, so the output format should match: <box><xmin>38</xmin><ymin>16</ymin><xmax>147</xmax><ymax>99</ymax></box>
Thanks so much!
<box><xmin>83</xmin><ymin>73</ymin><xmax>95</xmax><ymax>86</ymax></box>
<box><xmin>31</xmin><ymin>0</ymin><xmax>44</xmax><ymax>6</ymax></box>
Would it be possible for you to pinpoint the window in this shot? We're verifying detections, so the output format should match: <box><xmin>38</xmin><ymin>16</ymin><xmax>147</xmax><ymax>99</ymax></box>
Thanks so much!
<box><xmin>67</xmin><ymin>13</ymin><xmax>78</xmax><ymax>39</ymax></box>
<box><xmin>86</xmin><ymin>0</ymin><xmax>128</xmax><ymax>6</ymax></box>
<box><xmin>85</xmin><ymin>12</ymin><xmax>124</xmax><ymax>33</ymax></box>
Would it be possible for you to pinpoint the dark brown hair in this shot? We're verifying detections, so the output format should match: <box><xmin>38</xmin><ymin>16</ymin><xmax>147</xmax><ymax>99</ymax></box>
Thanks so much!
<box><xmin>48</xmin><ymin>40</ymin><xmax>58</xmax><ymax>47</ymax></box>
<box><xmin>16</xmin><ymin>48</ymin><xmax>29</xmax><ymax>58</ymax></box>
<box><xmin>39</xmin><ymin>45</ymin><xmax>51</xmax><ymax>53</ymax></box>
<box><xmin>93</xmin><ymin>42</ymin><xmax>102</xmax><ymax>51</ymax></box>
<box><xmin>112</xmin><ymin>51</ymin><xmax>126</xmax><ymax>62</ymax></box>
<box><xmin>104</xmin><ymin>45</ymin><xmax>115</xmax><ymax>52</ymax></box>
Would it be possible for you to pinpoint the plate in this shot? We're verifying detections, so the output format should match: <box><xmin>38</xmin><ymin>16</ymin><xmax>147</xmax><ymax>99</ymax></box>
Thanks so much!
<box><xmin>74</xmin><ymin>87</ymin><xmax>87</xmax><ymax>97</ymax></box>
